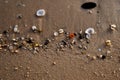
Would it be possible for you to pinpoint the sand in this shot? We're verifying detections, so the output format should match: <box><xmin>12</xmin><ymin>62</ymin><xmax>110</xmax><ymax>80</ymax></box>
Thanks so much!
<box><xmin>0</xmin><ymin>0</ymin><xmax>120</xmax><ymax>80</ymax></box>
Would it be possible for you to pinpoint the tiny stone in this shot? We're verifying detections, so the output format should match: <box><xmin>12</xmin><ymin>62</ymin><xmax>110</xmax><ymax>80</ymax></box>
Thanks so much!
<box><xmin>88</xmin><ymin>10</ymin><xmax>93</xmax><ymax>14</ymax></box>
<box><xmin>106</xmin><ymin>50</ymin><xmax>111</xmax><ymax>54</ymax></box>
<box><xmin>99</xmin><ymin>55</ymin><xmax>106</xmax><ymax>60</ymax></box>
<box><xmin>98</xmin><ymin>48</ymin><xmax>102</xmax><ymax>52</ymax></box>
<box><xmin>9</xmin><ymin>45</ymin><xmax>13</xmax><ymax>50</ymax></box>
<box><xmin>53</xmin><ymin>62</ymin><xmax>56</xmax><ymax>65</ymax></box>
<box><xmin>14</xmin><ymin>67</ymin><xmax>18</xmax><ymax>71</ymax></box>
<box><xmin>86</xmin><ymin>54</ymin><xmax>91</xmax><ymax>58</ymax></box>
<box><xmin>14</xmin><ymin>50</ymin><xmax>19</xmax><ymax>53</ymax></box>
<box><xmin>0</xmin><ymin>34</ymin><xmax>3</xmax><ymax>38</ymax></box>
<box><xmin>58</xmin><ymin>29</ymin><xmax>64</xmax><ymax>34</ymax></box>
<box><xmin>25</xmin><ymin>74</ymin><xmax>30</xmax><ymax>78</ymax></box>
<box><xmin>26</xmin><ymin>67</ymin><xmax>30</xmax><ymax>70</ymax></box>
<box><xmin>78</xmin><ymin>45</ymin><xmax>82</xmax><ymax>49</ymax></box>
<box><xmin>92</xmin><ymin>56</ymin><xmax>97</xmax><ymax>60</ymax></box>
<box><xmin>83</xmin><ymin>46</ymin><xmax>87</xmax><ymax>50</ymax></box>
<box><xmin>17</xmin><ymin>14</ymin><xmax>22</xmax><ymax>19</ymax></box>
<box><xmin>54</xmin><ymin>32</ymin><xmax>59</xmax><ymax>37</ymax></box>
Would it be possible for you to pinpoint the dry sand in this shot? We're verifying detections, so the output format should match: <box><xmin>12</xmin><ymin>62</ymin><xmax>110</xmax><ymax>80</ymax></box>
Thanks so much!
<box><xmin>0</xmin><ymin>0</ymin><xmax>120</xmax><ymax>80</ymax></box>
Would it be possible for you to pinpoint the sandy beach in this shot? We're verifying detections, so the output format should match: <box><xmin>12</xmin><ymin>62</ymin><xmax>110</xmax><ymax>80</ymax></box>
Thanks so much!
<box><xmin>0</xmin><ymin>0</ymin><xmax>120</xmax><ymax>80</ymax></box>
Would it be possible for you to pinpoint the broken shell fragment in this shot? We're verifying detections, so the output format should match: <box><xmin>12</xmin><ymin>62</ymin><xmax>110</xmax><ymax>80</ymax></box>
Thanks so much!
<box><xmin>14</xmin><ymin>25</ymin><xmax>19</xmax><ymax>33</ymax></box>
<box><xmin>85</xmin><ymin>33</ymin><xmax>91</xmax><ymax>39</ymax></box>
<box><xmin>69</xmin><ymin>33</ymin><xmax>76</xmax><ymax>39</ymax></box>
<box><xmin>36</xmin><ymin>9</ymin><xmax>46</xmax><ymax>17</ymax></box>
<box><xmin>32</xmin><ymin>26</ymin><xmax>37</xmax><ymax>31</ymax></box>
<box><xmin>58</xmin><ymin>29</ymin><xmax>64</xmax><ymax>34</ymax></box>
<box><xmin>85</xmin><ymin>28</ymin><xmax>95</xmax><ymax>34</ymax></box>
<box><xmin>110</xmin><ymin>24</ymin><xmax>116</xmax><ymax>31</ymax></box>
<box><xmin>105</xmin><ymin>40</ymin><xmax>112</xmax><ymax>47</ymax></box>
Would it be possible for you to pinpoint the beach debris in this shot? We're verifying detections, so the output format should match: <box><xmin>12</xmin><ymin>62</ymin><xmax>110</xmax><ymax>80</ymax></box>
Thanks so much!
<box><xmin>92</xmin><ymin>56</ymin><xmax>97</xmax><ymax>60</ymax></box>
<box><xmin>85</xmin><ymin>28</ymin><xmax>95</xmax><ymax>39</ymax></box>
<box><xmin>99</xmin><ymin>55</ymin><xmax>106</xmax><ymax>60</ymax></box>
<box><xmin>81</xmin><ymin>2</ymin><xmax>97</xmax><ymax>9</ymax></box>
<box><xmin>98</xmin><ymin>48</ymin><xmax>102</xmax><ymax>52</ymax></box>
<box><xmin>105</xmin><ymin>40</ymin><xmax>112</xmax><ymax>47</ymax></box>
<box><xmin>44</xmin><ymin>39</ymin><xmax>51</xmax><ymax>45</ymax></box>
<box><xmin>31</xmin><ymin>26</ymin><xmax>41</xmax><ymax>33</ymax></box>
<box><xmin>106</xmin><ymin>50</ymin><xmax>111</xmax><ymax>54</ymax></box>
<box><xmin>17</xmin><ymin>14</ymin><xmax>22</xmax><ymax>19</ymax></box>
<box><xmin>13</xmin><ymin>25</ymin><xmax>19</xmax><ymax>33</ymax></box>
<box><xmin>110</xmin><ymin>24</ymin><xmax>117</xmax><ymax>31</ymax></box>
<box><xmin>54</xmin><ymin>32</ymin><xmax>59</xmax><ymax>37</ymax></box>
<box><xmin>69</xmin><ymin>33</ymin><xmax>76</xmax><ymax>39</ymax></box>
<box><xmin>14</xmin><ymin>66</ymin><xmax>19</xmax><ymax>71</ymax></box>
<box><xmin>78</xmin><ymin>31</ymin><xmax>85</xmax><ymax>39</ymax></box>
<box><xmin>58</xmin><ymin>29</ymin><xmax>64</xmax><ymax>34</ymax></box>
<box><xmin>71</xmin><ymin>38</ymin><xmax>77</xmax><ymax>44</ymax></box>
<box><xmin>32</xmin><ymin>26</ymin><xmax>37</xmax><ymax>32</ymax></box>
<box><xmin>85</xmin><ymin>28</ymin><xmax>95</xmax><ymax>35</ymax></box>
<box><xmin>53</xmin><ymin>62</ymin><xmax>56</xmax><ymax>65</ymax></box>
<box><xmin>88</xmin><ymin>10</ymin><xmax>93</xmax><ymax>14</ymax></box>
<box><xmin>78</xmin><ymin>45</ymin><xmax>82</xmax><ymax>49</ymax></box>
<box><xmin>85</xmin><ymin>33</ymin><xmax>91</xmax><ymax>39</ymax></box>
<box><xmin>36</xmin><ymin>9</ymin><xmax>46</xmax><ymax>17</ymax></box>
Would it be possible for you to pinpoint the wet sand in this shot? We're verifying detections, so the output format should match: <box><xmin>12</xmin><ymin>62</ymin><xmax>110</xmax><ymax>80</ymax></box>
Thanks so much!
<box><xmin>0</xmin><ymin>0</ymin><xmax>120</xmax><ymax>80</ymax></box>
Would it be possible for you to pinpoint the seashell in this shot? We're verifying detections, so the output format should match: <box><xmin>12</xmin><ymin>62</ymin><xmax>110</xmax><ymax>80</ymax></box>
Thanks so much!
<box><xmin>14</xmin><ymin>25</ymin><xmax>19</xmax><ymax>33</ymax></box>
<box><xmin>58</xmin><ymin>29</ymin><xmax>64</xmax><ymax>34</ymax></box>
<box><xmin>36</xmin><ymin>9</ymin><xmax>46</xmax><ymax>17</ymax></box>
<box><xmin>85</xmin><ymin>33</ymin><xmax>91</xmax><ymax>39</ymax></box>
<box><xmin>110</xmin><ymin>24</ymin><xmax>116</xmax><ymax>31</ymax></box>
<box><xmin>85</xmin><ymin>28</ymin><xmax>95</xmax><ymax>34</ymax></box>
<box><xmin>32</xmin><ymin>26</ymin><xmax>37</xmax><ymax>30</ymax></box>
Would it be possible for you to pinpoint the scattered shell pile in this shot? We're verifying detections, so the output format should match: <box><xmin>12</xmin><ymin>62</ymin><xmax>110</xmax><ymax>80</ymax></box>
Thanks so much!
<box><xmin>0</xmin><ymin>8</ymin><xmax>117</xmax><ymax>62</ymax></box>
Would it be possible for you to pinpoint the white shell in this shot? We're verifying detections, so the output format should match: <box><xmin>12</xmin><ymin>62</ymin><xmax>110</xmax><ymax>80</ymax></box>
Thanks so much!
<box><xmin>85</xmin><ymin>33</ymin><xmax>91</xmax><ymax>39</ymax></box>
<box><xmin>14</xmin><ymin>25</ymin><xmax>19</xmax><ymax>33</ymax></box>
<box><xmin>110</xmin><ymin>24</ymin><xmax>116</xmax><ymax>31</ymax></box>
<box><xmin>85</xmin><ymin>28</ymin><xmax>95</xmax><ymax>34</ymax></box>
<box><xmin>54</xmin><ymin>32</ymin><xmax>59</xmax><ymax>37</ymax></box>
<box><xmin>110</xmin><ymin>24</ymin><xmax>116</xmax><ymax>28</ymax></box>
<box><xmin>32</xmin><ymin>26</ymin><xmax>37</xmax><ymax>30</ymax></box>
<box><xmin>36</xmin><ymin>9</ymin><xmax>46</xmax><ymax>17</ymax></box>
<box><xmin>58</xmin><ymin>29</ymin><xmax>64</xmax><ymax>34</ymax></box>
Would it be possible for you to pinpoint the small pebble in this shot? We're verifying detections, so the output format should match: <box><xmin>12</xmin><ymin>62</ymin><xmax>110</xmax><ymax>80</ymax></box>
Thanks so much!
<box><xmin>88</xmin><ymin>10</ymin><xmax>93</xmax><ymax>14</ymax></box>
<box><xmin>92</xmin><ymin>56</ymin><xmax>97</xmax><ymax>60</ymax></box>
<box><xmin>53</xmin><ymin>62</ymin><xmax>56</xmax><ymax>65</ymax></box>
<box><xmin>17</xmin><ymin>14</ymin><xmax>22</xmax><ymax>19</ymax></box>
<box><xmin>99</xmin><ymin>55</ymin><xmax>106</xmax><ymax>60</ymax></box>
<box><xmin>106</xmin><ymin>50</ymin><xmax>111</xmax><ymax>54</ymax></box>
<box><xmin>78</xmin><ymin>45</ymin><xmax>82</xmax><ymax>49</ymax></box>
<box><xmin>14</xmin><ymin>67</ymin><xmax>18</xmax><ymax>71</ymax></box>
<box><xmin>54</xmin><ymin>32</ymin><xmax>59</xmax><ymax>37</ymax></box>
